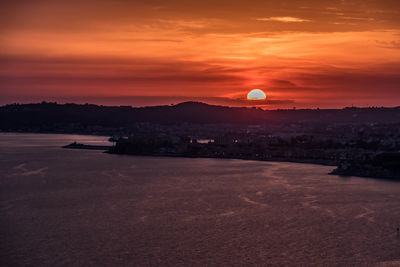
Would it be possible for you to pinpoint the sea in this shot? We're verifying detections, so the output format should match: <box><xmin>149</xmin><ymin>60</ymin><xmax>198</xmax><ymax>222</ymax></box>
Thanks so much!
<box><xmin>1</xmin><ymin>133</ymin><xmax>400</xmax><ymax>266</ymax></box>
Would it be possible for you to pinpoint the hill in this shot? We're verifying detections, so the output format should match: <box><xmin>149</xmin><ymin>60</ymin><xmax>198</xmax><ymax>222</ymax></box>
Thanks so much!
<box><xmin>1</xmin><ymin>102</ymin><xmax>400</xmax><ymax>133</ymax></box>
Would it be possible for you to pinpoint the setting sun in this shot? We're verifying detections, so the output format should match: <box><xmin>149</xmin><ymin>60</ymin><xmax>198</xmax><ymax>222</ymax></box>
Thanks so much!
<box><xmin>247</xmin><ymin>89</ymin><xmax>267</xmax><ymax>100</ymax></box>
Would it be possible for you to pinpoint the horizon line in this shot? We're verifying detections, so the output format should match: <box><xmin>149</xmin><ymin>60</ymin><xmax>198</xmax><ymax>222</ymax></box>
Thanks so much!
<box><xmin>2</xmin><ymin>100</ymin><xmax>399</xmax><ymax>111</ymax></box>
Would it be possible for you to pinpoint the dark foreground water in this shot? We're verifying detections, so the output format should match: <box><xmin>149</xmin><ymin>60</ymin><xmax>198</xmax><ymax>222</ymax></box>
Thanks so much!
<box><xmin>1</xmin><ymin>133</ymin><xmax>400</xmax><ymax>266</ymax></box>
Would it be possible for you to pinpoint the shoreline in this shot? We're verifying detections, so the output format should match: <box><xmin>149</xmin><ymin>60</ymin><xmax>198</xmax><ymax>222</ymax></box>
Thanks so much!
<box><xmin>61</xmin><ymin>140</ymin><xmax>337</xmax><ymax>167</ymax></box>
<box><xmin>63</xmin><ymin>142</ymin><xmax>112</xmax><ymax>150</ymax></box>
<box><xmin>105</xmin><ymin>151</ymin><xmax>397</xmax><ymax>180</ymax></box>
<box><xmin>105</xmin><ymin>151</ymin><xmax>337</xmax><ymax>167</ymax></box>
<box><xmin>104</xmin><ymin>152</ymin><xmax>400</xmax><ymax>181</ymax></box>
<box><xmin>4</xmin><ymin>132</ymin><xmax>335</xmax><ymax>168</ymax></box>
<box><xmin>4</xmin><ymin>132</ymin><xmax>397</xmax><ymax>180</ymax></box>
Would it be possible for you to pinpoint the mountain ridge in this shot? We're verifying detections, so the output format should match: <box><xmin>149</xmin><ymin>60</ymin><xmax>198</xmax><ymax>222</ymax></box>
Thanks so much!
<box><xmin>1</xmin><ymin>101</ymin><xmax>400</xmax><ymax>132</ymax></box>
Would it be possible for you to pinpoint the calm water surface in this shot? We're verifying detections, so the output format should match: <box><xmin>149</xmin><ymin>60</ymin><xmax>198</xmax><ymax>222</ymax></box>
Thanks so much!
<box><xmin>1</xmin><ymin>133</ymin><xmax>400</xmax><ymax>266</ymax></box>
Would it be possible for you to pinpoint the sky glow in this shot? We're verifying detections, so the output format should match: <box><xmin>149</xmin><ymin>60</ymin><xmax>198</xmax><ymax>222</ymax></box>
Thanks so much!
<box><xmin>1</xmin><ymin>0</ymin><xmax>399</xmax><ymax>108</ymax></box>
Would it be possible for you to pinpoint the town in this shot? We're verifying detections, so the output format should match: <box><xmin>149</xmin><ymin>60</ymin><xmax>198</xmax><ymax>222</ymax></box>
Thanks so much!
<box><xmin>2</xmin><ymin>102</ymin><xmax>400</xmax><ymax>179</ymax></box>
<box><xmin>109</xmin><ymin>121</ymin><xmax>400</xmax><ymax>179</ymax></box>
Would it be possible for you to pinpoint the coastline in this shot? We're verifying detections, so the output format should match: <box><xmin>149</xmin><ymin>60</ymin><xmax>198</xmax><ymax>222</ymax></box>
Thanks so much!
<box><xmin>62</xmin><ymin>142</ymin><xmax>111</xmax><ymax>150</ymax></box>
<box><xmin>106</xmin><ymin>150</ymin><xmax>338</xmax><ymax>167</ymax></box>
<box><xmin>60</xmin><ymin>139</ymin><xmax>337</xmax><ymax>167</ymax></box>
<box><xmin>106</xmin><ymin>151</ymin><xmax>400</xmax><ymax>180</ymax></box>
<box><xmin>3</xmin><ymin>132</ymin><xmax>398</xmax><ymax>180</ymax></box>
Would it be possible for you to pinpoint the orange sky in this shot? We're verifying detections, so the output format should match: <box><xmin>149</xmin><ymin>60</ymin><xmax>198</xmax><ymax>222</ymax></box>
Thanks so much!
<box><xmin>1</xmin><ymin>0</ymin><xmax>400</xmax><ymax>108</ymax></box>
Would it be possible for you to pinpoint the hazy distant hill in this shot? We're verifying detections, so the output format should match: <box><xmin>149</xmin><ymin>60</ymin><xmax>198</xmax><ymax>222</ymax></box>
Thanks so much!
<box><xmin>1</xmin><ymin>102</ymin><xmax>400</xmax><ymax>132</ymax></box>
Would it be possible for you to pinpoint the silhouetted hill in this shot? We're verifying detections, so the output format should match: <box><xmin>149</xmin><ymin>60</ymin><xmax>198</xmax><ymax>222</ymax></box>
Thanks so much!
<box><xmin>1</xmin><ymin>101</ymin><xmax>400</xmax><ymax>132</ymax></box>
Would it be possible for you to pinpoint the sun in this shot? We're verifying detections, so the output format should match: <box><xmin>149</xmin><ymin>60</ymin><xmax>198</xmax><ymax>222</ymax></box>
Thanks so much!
<box><xmin>247</xmin><ymin>89</ymin><xmax>266</xmax><ymax>100</ymax></box>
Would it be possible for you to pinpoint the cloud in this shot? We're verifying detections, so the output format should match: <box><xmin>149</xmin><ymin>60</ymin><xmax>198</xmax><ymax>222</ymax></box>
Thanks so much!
<box><xmin>1</xmin><ymin>24</ymin><xmax>400</xmax><ymax>109</ymax></box>
<box><xmin>341</xmin><ymin>16</ymin><xmax>375</xmax><ymax>21</ymax></box>
<box><xmin>325</xmin><ymin>7</ymin><xmax>340</xmax><ymax>11</ymax></box>
<box><xmin>330</xmin><ymin>22</ymin><xmax>358</xmax><ymax>25</ymax></box>
<box><xmin>270</xmin><ymin>79</ymin><xmax>297</xmax><ymax>87</ymax></box>
<box><xmin>255</xmin><ymin>17</ymin><xmax>311</xmax><ymax>23</ymax></box>
<box><xmin>0</xmin><ymin>55</ymin><xmax>249</xmax><ymax>84</ymax></box>
<box><xmin>376</xmin><ymin>40</ymin><xmax>400</xmax><ymax>49</ymax></box>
